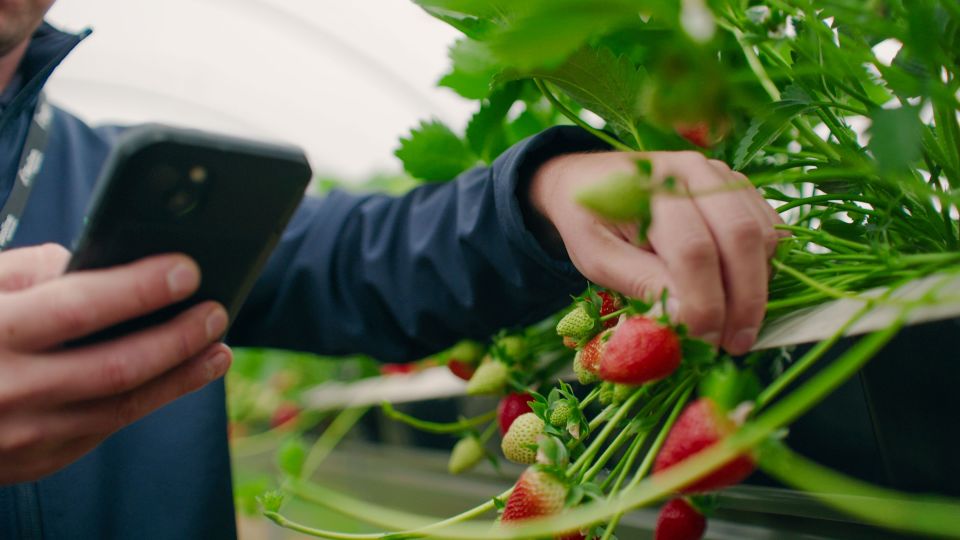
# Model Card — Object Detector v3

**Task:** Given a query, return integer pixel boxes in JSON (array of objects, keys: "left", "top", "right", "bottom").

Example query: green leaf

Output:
[
  {"left": 734, "top": 86, "right": 815, "bottom": 170},
  {"left": 395, "top": 120, "right": 477, "bottom": 181},
  {"left": 438, "top": 38, "right": 501, "bottom": 99},
  {"left": 868, "top": 106, "right": 923, "bottom": 173},
  {"left": 699, "top": 360, "right": 761, "bottom": 412},
  {"left": 256, "top": 490, "right": 286, "bottom": 513},
  {"left": 503, "top": 47, "right": 646, "bottom": 142},
  {"left": 465, "top": 82, "right": 522, "bottom": 161},
  {"left": 489, "top": 0, "right": 666, "bottom": 69},
  {"left": 412, "top": 0, "right": 512, "bottom": 21},
  {"left": 276, "top": 437, "right": 307, "bottom": 478}
]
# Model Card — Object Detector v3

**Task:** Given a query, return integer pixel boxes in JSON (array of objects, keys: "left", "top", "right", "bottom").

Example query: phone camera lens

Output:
[{"left": 167, "top": 188, "right": 198, "bottom": 215}]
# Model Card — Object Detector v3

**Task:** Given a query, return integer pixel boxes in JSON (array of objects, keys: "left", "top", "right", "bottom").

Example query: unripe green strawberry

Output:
[
  {"left": 448, "top": 339, "right": 484, "bottom": 363},
  {"left": 556, "top": 306, "right": 596, "bottom": 339},
  {"left": 613, "top": 383, "right": 639, "bottom": 404},
  {"left": 573, "top": 353, "right": 599, "bottom": 385},
  {"left": 549, "top": 402, "right": 572, "bottom": 427},
  {"left": 501, "top": 412, "right": 544, "bottom": 464},
  {"left": 448, "top": 436, "right": 485, "bottom": 474},
  {"left": 466, "top": 358, "right": 508, "bottom": 395},
  {"left": 599, "top": 382, "right": 614, "bottom": 405},
  {"left": 499, "top": 335, "right": 527, "bottom": 360}
]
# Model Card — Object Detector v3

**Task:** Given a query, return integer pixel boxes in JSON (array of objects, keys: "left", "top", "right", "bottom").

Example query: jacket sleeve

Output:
[{"left": 227, "top": 126, "right": 610, "bottom": 361}]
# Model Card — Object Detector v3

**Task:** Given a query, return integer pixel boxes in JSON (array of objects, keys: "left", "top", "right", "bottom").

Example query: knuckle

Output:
[
  {"left": 677, "top": 150, "right": 706, "bottom": 163},
  {"left": 100, "top": 353, "right": 135, "bottom": 395},
  {"left": 675, "top": 237, "right": 718, "bottom": 267},
  {"left": 727, "top": 218, "right": 763, "bottom": 245},
  {"left": 51, "top": 292, "right": 96, "bottom": 335},
  {"left": 707, "top": 159, "right": 730, "bottom": 171}
]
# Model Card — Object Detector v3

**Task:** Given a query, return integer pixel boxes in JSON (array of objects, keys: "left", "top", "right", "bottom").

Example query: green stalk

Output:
[
  {"left": 599, "top": 385, "right": 693, "bottom": 540},
  {"left": 381, "top": 403, "right": 496, "bottom": 434},
  {"left": 755, "top": 302, "right": 871, "bottom": 409},
  {"left": 771, "top": 259, "right": 859, "bottom": 300},
  {"left": 302, "top": 407, "right": 369, "bottom": 480},
  {"left": 568, "top": 388, "right": 646, "bottom": 476},
  {"left": 580, "top": 385, "right": 680, "bottom": 482},
  {"left": 760, "top": 441, "right": 960, "bottom": 538}
]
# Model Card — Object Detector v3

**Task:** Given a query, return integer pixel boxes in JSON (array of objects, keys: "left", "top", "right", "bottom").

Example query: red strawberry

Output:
[
  {"left": 596, "top": 290, "right": 623, "bottom": 329},
  {"left": 502, "top": 468, "right": 586, "bottom": 539},
  {"left": 655, "top": 498, "right": 706, "bottom": 540},
  {"left": 270, "top": 402, "right": 300, "bottom": 429},
  {"left": 562, "top": 336, "right": 578, "bottom": 349},
  {"left": 675, "top": 122, "right": 711, "bottom": 148},
  {"left": 653, "top": 398, "right": 755, "bottom": 493},
  {"left": 578, "top": 329, "right": 610, "bottom": 374},
  {"left": 599, "top": 316, "right": 681, "bottom": 385},
  {"left": 447, "top": 359, "right": 476, "bottom": 381},
  {"left": 502, "top": 467, "right": 568, "bottom": 522},
  {"left": 380, "top": 362, "right": 417, "bottom": 376},
  {"left": 497, "top": 392, "right": 534, "bottom": 436}
]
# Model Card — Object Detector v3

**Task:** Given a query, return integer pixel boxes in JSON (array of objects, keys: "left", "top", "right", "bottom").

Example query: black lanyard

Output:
[{"left": 0, "top": 92, "right": 51, "bottom": 249}]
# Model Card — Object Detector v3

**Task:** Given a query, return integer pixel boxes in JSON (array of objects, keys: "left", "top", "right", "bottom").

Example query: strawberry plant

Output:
[{"left": 256, "top": 1, "right": 960, "bottom": 538}]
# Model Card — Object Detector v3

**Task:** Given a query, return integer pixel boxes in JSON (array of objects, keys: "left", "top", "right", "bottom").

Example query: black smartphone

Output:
[{"left": 66, "top": 124, "right": 312, "bottom": 342}]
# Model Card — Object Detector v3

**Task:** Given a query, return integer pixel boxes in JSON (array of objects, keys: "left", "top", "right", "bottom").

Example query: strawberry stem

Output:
[
  {"left": 759, "top": 441, "right": 960, "bottom": 539},
  {"left": 301, "top": 407, "right": 369, "bottom": 480},
  {"left": 381, "top": 403, "right": 497, "bottom": 434}
]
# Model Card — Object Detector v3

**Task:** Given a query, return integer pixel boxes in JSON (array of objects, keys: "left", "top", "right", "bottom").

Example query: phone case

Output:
[{"left": 67, "top": 124, "right": 312, "bottom": 342}]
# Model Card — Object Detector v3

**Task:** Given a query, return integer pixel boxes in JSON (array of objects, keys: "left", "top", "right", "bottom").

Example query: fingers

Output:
[
  {"left": 567, "top": 222, "right": 675, "bottom": 304},
  {"left": 0, "top": 435, "right": 103, "bottom": 485},
  {"left": 646, "top": 182, "right": 726, "bottom": 342},
  {"left": 0, "top": 254, "right": 201, "bottom": 351},
  {"left": 0, "top": 243, "right": 70, "bottom": 292},
  {"left": 685, "top": 158, "right": 770, "bottom": 354},
  {"left": 28, "top": 301, "right": 228, "bottom": 405},
  {"left": 41, "top": 343, "right": 232, "bottom": 440}
]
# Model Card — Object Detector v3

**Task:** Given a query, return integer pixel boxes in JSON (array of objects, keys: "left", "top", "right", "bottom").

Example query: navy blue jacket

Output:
[{"left": 0, "top": 24, "right": 606, "bottom": 539}]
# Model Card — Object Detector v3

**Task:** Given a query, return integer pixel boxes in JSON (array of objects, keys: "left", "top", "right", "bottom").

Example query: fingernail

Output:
[
  {"left": 731, "top": 327, "right": 758, "bottom": 353},
  {"left": 205, "top": 307, "right": 228, "bottom": 339},
  {"left": 167, "top": 262, "right": 199, "bottom": 296},
  {"left": 205, "top": 352, "right": 229, "bottom": 381}
]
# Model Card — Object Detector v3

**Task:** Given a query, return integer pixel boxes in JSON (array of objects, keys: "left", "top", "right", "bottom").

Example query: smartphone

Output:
[{"left": 66, "top": 124, "right": 312, "bottom": 342}]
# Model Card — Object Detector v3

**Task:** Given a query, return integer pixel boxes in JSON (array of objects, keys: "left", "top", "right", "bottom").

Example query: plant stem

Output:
[
  {"left": 569, "top": 389, "right": 645, "bottom": 476},
  {"left": 381, "top": 402, "right": 496, "bottom": 434},
  {"left": 302, "top": 407, "right": 369, "bottom": 480},
  {"left": 759, "top": 441, "right": 960, "bottom": 538},
  {"left": 599, "top": 385, "right": 693, "bottom": 540},
  {"left": 534, "top": 78, "right": 635, "bottom": 152}
]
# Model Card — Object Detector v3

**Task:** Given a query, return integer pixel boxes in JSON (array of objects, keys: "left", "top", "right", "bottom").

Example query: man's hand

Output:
[
  {"left": 0, "top": 244, "right": 232, "bottom": 485},
  {"left": 529, "top": 151, "right": 783, "bottom": 355}
]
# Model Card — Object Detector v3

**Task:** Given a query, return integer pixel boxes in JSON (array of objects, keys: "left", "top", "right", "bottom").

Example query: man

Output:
[{"left": 0, "top": 2, "right": 780, "bottom": 538}]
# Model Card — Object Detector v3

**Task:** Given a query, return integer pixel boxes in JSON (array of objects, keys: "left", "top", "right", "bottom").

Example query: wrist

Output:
[{"left": 520, "top": 154, "right": 570, "bottom": 260}]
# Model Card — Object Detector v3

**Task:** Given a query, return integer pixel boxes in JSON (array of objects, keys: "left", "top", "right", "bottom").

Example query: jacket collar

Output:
[{"left": 0, "top": 21, "right": 89, "bottom": 124}]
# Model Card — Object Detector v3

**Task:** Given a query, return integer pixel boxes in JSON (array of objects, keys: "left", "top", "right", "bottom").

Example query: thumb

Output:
[{"left": 0, "top": 243, "right": 70, "bottom": 292}]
